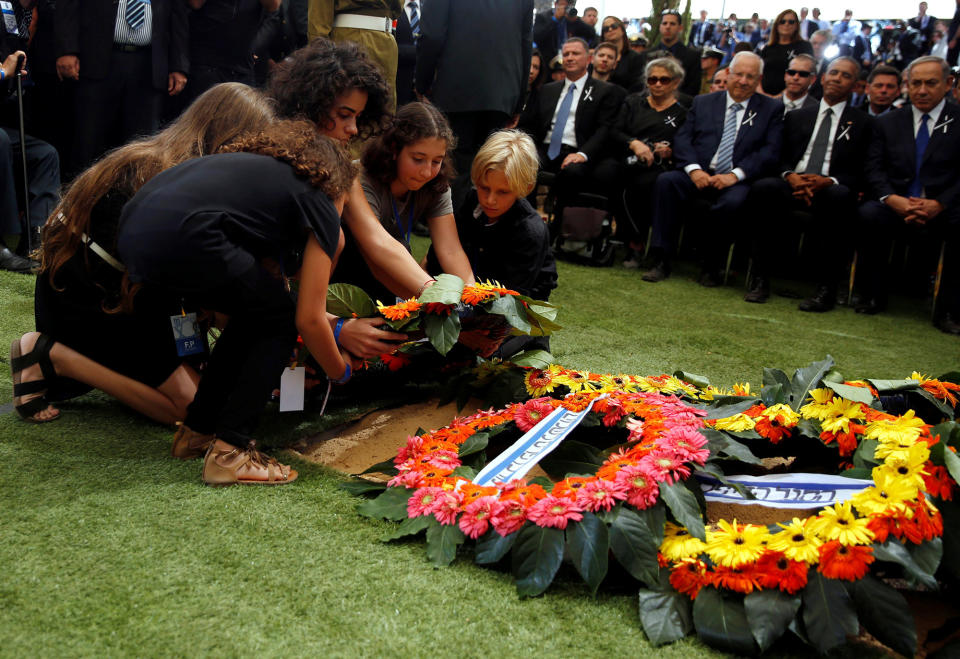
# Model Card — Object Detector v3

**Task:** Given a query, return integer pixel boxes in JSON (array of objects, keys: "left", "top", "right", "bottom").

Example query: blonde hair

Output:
[{"left": 470, "top": 130, "right": 539, "bottom": 197}]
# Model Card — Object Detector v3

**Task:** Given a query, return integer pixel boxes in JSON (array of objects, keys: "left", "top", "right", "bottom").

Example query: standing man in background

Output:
[
  {"left": 395, "top": 0, "right": 418, "bottom": 106},
  {"left": 308, "top": 0, "right": 401, "bottom": 106}
]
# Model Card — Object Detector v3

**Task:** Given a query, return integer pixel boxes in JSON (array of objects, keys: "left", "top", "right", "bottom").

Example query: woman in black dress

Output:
[
  {"left": 761, "top": 9, "right": 814, "bottom": 95},
  {"left": 601, "top": 16, "right": 645, "bottom": 92},
  {"left": 117, "top": 121, "right": 354, "bottom": 486},
  {"left": 12, "top": 83, "right": 275, "bottom": 426}
]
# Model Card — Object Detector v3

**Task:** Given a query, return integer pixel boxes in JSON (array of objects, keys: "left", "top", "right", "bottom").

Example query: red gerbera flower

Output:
[
  {"left": 755, "top": 551, "right": 809, "bottom": 594},
  {"left": 670, "top": 558, "right": 709, "bottom": 600},
  {"left": 817, "top": 541, "right": 875, "bottom": 581},
  {"left": 710, "top": 564, "right": 762, "bottom": 594}
]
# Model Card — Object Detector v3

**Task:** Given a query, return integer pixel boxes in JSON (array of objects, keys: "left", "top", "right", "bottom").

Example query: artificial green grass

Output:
[{"left": 0, "top": 250, "right": 952, "bottom": 657}]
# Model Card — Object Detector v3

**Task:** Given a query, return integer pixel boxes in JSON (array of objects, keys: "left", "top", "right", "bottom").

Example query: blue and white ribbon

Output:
[{"left": 696, "top": 472, "right": 872, "bottom": 509}]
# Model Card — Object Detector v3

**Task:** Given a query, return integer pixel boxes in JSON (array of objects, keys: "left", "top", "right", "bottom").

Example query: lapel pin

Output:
[
  {"left": 743, "top": 110, "right": 757, "bottom": 127},
  {"left": 836, "top": 124, "right": 852, "bottom": 141},
  {"left": 933, "top": 115, "right": 953, "bottom": 134},
  {"left": 664, "top": 115, "right": 677, "bottom": 127},
  {"left": 583, "top": 86, "right": 594, "bottom": 102}
]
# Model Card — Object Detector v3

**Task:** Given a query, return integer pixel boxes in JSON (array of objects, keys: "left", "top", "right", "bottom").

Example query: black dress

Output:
[
  {"left": 117, "top": 152, "right": 342, "bottom": 442},
  {"left": 611, "top": 48, "right": 645, "bottom": 93},
  {"left": 761, "top": 40, "right": 814, "bottom": 95}
]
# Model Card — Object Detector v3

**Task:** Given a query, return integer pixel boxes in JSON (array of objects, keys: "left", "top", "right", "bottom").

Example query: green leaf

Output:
[
  {"left": 789, "top": 356, "right": 835, "bottom": 411},
  {"left": 538, "top": 440, "right": 604, "bottom": 480},
  {"left": 873, "top": 538, "right": 938, "bottom": 590},
  {"left": 913, "top": 387, "right": 956, "bottom": 418},
  {"left": 566, "top": 512, "right": 609, "bottom": 594},
  {"left": 418, "top": 273, "right": 464, "bottom": 305},
  {"left": 673, "top": 370, "right": 710, "bottom": 389},
  {"left": 527, "top": 301, "right": 558, "bottom": 320},
  {"left": 360, "top": 458, "right": 399, "bottom": 476},
  {"left": 849, "top": 574, "right": 918, "bottom": 657},
  {"left": 794, "top": 418, "right": 822, "bottom": 439},
  {"left": 425, "top": 519, "right": 466, "bottom": 567},
  {"left": 326, "top": 283, "right": 377, "bottom": 318},
  {"left": 524, "top": 304, "right": 563, "bottom": 336},
  {"left": 824, "top": 381, "right": 876, "bottom": 405},
  {"left": 380, "top": 514, "right": 433, "bottom": 542},
  {"left": 943, "top": 445, "right": 960, "bottom": 484},
  {"left": 637, "top": 588, "right": 694, "bottom": 646},
  {"left": 701, "top": 428, "right": 762, "bottom": 465},
  {"left": 937, "top": 498, "right": 960, "bottom": 580},
  {"left": 659, "top": 481, "right": 705, "bottom": 541},
  {"left": 761, "top": 383, "right": 785, "bottom": 407},
  {"left": 744, "top": 589, "right": 802, "bottom": 652},
  {"left": 474, "top": 529, "right": 518, "bottom": 564},
  {"left": 852, "top": 439, "right": 880, "bottom": 469},
  {"left": 693, "top": 587, "right": 756, "bottom": 655},
  {"left": 423, "top": 312, "right": 461, "bottom": 355},
  {"left": 801, "top": 571, "right": 859, "bottom": 653},
  {"left": 457, "top": 432, "right": 489, "bottom": 458},
  {"left": 451, "top": 465, "right": 478, "bottom": 479},
  {"left": 506, "top": 349, "right": 555, "bottom": 369},
  {"left": 867, "top": 378, "right": 919, "bottom": 392},
  {"left": 487, "top": 295, "right": 531, "bottom": 333},
  {"left": 909, "top": 536, "right": 943, "bottom": 581},
  {"left": 704, "top": 397, "right": 759, "bottom": 420},
  {"left": 356, "top": 487, "right": 414, "bottom": 521},
  {"left": 838, "top": 467, "right": 873, "bottom": 480},
  {"left": 338, "top": 479, "right": 387, "bottom": 496},
  {"left": 512, "top": 525, "right": 565, "bottom": 597},
  {"left": 763, "top": 367, "right": 792, "bottom": 394},
  {"left": 931, "top": 421, "right": 960, "bottom": 449},
  {"left": 608, "top": 505, "right": 663, "bottom": 585}
]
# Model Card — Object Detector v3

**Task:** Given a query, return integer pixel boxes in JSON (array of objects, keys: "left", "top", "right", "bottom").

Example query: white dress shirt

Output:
[
  {"left": 546, "top": 72, "right": 589, "bottom": 158},
  {"left": 912, "top": 98, "right": 947, "bottom": 137},
  {"left": 114, "top": 0, "right": 153, "bottom": 46},
  {"left": 404, "top": 0, "right": 419, "bottom": 25},
  {"left": 793, "top": 98, "right": 847, "bottom": 179},
  {"left": 783, "top": 93, "right": 810, "bottom": 114},
  {"left": 685, "top": 92, "right": 748, "bottom": 181}
]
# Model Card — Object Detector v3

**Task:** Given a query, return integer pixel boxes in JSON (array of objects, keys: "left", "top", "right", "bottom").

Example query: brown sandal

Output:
[
  {"left": 171, "top": 423, "right": 215, "bottom": 460},
  {"left": 202, "top": 439, "right": 298, "bottom": 487}
]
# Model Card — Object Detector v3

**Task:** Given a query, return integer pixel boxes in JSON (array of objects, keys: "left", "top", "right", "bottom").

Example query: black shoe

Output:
[
  {"left": 743, "top": 276, "right": 770, "bottom": 303},
  {"left": 698, "top": 270, "right": 722, "bottom": 288},
  {"left": 411, "top": 221, "right": 430, "bottom": 237},
  {"left": 14, "top": 227, "right": 42, "bottom": 256},
  {"left": 641, "top": 261, "right": 670, "bottom": 282},
  {"left": 799, "top": 285, "right": 836, "bottom": 312},
  {"left": 938, "top": 313, "right": 960, "bottom": 336},
  {"left": 854, "top": 297, "right": 887, "bottom": 315},
  {"left": 0, "top": 247, "right": 38, "bottom": 274}
]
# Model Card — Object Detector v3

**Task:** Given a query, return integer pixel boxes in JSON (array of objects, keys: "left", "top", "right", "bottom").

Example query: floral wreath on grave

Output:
[{"left": 347, "top": 357, "right": 960, "bottom": 656}]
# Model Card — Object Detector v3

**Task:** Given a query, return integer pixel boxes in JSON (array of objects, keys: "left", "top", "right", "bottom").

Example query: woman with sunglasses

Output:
[
  {"left": 600, "top": 16, "right": 645, "bottom": 91},
  {"left": 596, "top": 57, "right": 687, "bottom": 267},
  {"left": 761, "top": 9, "right": 814, "bottom": 95}
]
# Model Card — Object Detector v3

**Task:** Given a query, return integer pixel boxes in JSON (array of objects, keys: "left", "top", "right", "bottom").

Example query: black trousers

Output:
[
  {"left": 446, "top": 110, "right": 511, "bottom": 211},
  {"left": 72, "top": 48, "right": 162, "bottom": 173},
  {"left": 183, "top": 264, "right": 298, "bottom": 444},
  {"left": 0, "top": 127, "right": 60, "bottom": 235}
]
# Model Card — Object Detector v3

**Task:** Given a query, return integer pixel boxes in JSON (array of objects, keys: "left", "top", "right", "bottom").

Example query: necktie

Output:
[
  {"left": 408, "top": 1, "right": 419, "bottom": 38},
  {"left": 547, "top": 83, "right": 577, "bottom": 161},
  {"left": 125, "top": 0, "right": 146, "bottom": 30},
  {"left": 803, "top": 107, "right": 833, "bottom": 174},
  {"left": 908, "top": 113, "right": 931, "bottom": 197},
  {"left": 714, "top": 102, "right": 742, "bottom": 174}
]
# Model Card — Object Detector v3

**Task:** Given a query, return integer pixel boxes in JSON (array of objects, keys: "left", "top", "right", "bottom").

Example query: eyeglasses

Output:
[
  {"left": 785, "top": 69, "right": 813, "bottom": 77},
  {"left": 779, "top": 18, "right": 798, "bottom": 24},
  {"left": 602, "top": 23, "right": 620, "bottom": 31},
  {"left": 647, "top": 76, "right": 674, "bottom": 85}
]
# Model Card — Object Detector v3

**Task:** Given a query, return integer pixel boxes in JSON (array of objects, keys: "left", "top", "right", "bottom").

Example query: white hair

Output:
[{"left": 730, "top": 51, "right": 764, "bottom": 75}]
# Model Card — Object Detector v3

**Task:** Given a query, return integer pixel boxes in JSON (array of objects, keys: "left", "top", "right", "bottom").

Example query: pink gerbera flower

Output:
[
  {"left": 459, "top": 495, "right": 498, "bottom": 539},
  {"left": 615, "top": 464, "right": 661, "bottom": 509},
  {"left": 626, "top": 417, "right": 644, "bottom": 441},
  {"left": 491, "top": 499, "right": 527, "bottom": 536},
  {"left": 424, "top": 450, "right": 461, "bottom": 470},
  {"left": 514, "top": 398, "right": 555, "bottom": 432},
  {"left": 394, "top": 435, "right": 424, "bottom": 465},
  {"left": 388, "top": 469, "right": 424, "bottom": 489},
  {"left": 640, "top": 449, "right": 692, "bottom": 485},
  {"left": 576, "top": 479, "right": 629, "bottom": 512},
  {"left": 432, "top": 490, "right": 464, "bottom": 525},
  {"left": 407, "top": 486, "right": 445, "bottom": 517},
  {"left": 661, "top": 427, "right": 710, "bottom": 465},
  {"left": 527, "top": 495, "right": 584, "bottom": 529}
]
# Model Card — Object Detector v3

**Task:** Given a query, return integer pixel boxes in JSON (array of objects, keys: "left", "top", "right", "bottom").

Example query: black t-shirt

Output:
[
  {"left": 189, "top": 0, "right": 265, "bottom": 70},
  {"left": 761, "top": 40, "right": 814, "bottom": 95},
  {"left": 611, "top": 95, "right": 688, "bottom": 160},
  {"left": 117, "top": 152, "right": 341, "bottom": 291}
]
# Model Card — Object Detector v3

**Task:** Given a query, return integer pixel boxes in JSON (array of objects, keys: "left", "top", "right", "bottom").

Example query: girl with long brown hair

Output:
[
  {"left": 761, "top": 9, "right": 814, "bottom": 94},
  {"left": 11, "top": 83, "right": 275, "bottom": 426}
]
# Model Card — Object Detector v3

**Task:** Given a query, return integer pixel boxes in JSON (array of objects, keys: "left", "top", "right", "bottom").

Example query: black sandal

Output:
[{"left": 10, "top": 334, "right": 61, "bottom": 423}]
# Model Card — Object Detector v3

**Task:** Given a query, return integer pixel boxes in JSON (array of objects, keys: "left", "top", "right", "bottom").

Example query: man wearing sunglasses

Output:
[
  {"left": 744, "top": 56, "right": 871, "bottom": 309},
  {"left": 782, "top": 54, "right": 819, "bottom": 114}
]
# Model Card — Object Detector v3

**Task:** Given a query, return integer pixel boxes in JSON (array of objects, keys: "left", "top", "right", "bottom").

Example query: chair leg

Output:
[
  {"left": 847, "top": 251, "right": 857, "bottom": 306},
  {"left": 744, "top": 257, "right": 753, "bottom": 291},
  {"left": 644, "top": 226, "right": 653, "bottom": 259},
  {"left": 724, "top": 242, "right": 735, "bottom": 286},
  {"left": 933, "top": 241, "right": 946, "bottom": 321}
]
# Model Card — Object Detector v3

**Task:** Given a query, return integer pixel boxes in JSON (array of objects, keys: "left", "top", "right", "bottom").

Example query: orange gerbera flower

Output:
[
  {"left": 923, "top": 465, "right": 955, "bottom": 501},
  {"left": 378, "top": 298, "right": 422, "bottom": 321},
  {"left": 866, "top": 514, "right": 896, "bottom": 544},
  {"left": 755, "top": 551, "right": 809, "bottom": 594},
  {"left": 670, "top": 558, "right": 709, "bottom": 600},
  {"left": 844, "top": 380, "right": 879, "bottom": 397},
  {"left": 460, "top": 483, "right": 500, "bottom": 501},
  {"left": 710, "top": 564, "right": 762, "bottom": 594},
  {"left": 552, "top": 477, "right": 592, "bottom": 499},
  {"left": 500, "top": 482, "right": 547, "bottom": 505},
  {"left": 754, "top": 416, "right": 791, "bottom": 443},
  {"left": 597, "top": 448, "right": 638, "bottom": 480},
  {"left": 817, "top": 541, "right": 875, "bottom": 581},
  {"left": 911, "top": 372, "right": 960, "bottom": 407},
  {"left": 460, "top": 285, "right": 498, "bottom": 305},
  {"left": 432, "top": 425, "right": 476, "bottom": 444}
]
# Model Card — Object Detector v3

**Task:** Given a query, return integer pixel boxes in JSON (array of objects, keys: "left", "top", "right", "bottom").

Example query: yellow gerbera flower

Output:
[
  {"left": 873, "top": 443, "right": 929, "bottom": 491},
  {"left": 665, "top": 376, "right": 699, "bottom": 396},
  {"left": 711, "top": 413, "right": 756, "bottom": 432},
  {"left": 732, "top": 382, "right": 752, "bottom": 396},
  {"left": 768, "top": 517, "right": 823, "bottom": 563},
  {"left": 850, "top": 470, "right": 916, "bottom": 516},
  {"left": 596, "top": 373, "right": 638, "bottom": 393},
  {"left": 807, "top": 502, "right": 874, "bottom": 545},
  {"left": 761, "top": 403, "right": 800, "bottom": 427},
  {"left": 554, "top": 369, "right": 596, "bottom": 393},
  {"left": 799, "top": 388, "right": 836, "bottom": 420},
  {"left": 524, "top": 365, "right": 561, "bottom": 397},
  {"left": 863, "top": 409, "right": 928, "bottom": 445},
  {"left": 820, "top": 398, "right": 866, "bottom": 434},
  {"left": 705, "top": 519, "right": 769, "bottom": 568},
  {"left": 660, "top": 522, "right": 708, "bottom": 561}
]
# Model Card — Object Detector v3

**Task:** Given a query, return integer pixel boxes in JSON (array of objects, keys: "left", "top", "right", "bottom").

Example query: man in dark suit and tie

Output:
[
  {"left": 744, "top": 57, "right": 872, "bottom": 308},
  {"left": 55, "top": 0, "right": 189, "bottom": 172},
  {"left": 908, "top": 2, "right": 936, "bottom": 55},
  {"left": 532, "top": 0, "right": 595, "bottom": 73},
  {"left": 642, "top": 51, "right": 783, "bottom": 285},
  {"left": 519, "top": 37, "right": 619, "bottom": 220},
  {"left": 691, "top": 10, "right": 714, "bottom": 47},
  {"left": 644, "top": 9, "right": 702, "bottom": 98},
  {"left": 852, "top": 22, "right": 873, "bottom": 69},
  {"left": 781, "top": 54, "right": 820, "bottom": 114},
  {"left": 858, "top": 56, "right": 960, "bottom": 333},
  {"left": 395, "top": 0, "right": 419, "bottom": 106}
]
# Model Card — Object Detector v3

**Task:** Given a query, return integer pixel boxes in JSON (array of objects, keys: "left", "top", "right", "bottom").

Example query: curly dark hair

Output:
[
  {"left": 267, "top": 38, "right": 391, "bottom": 140},
  {"left": 219, "top": 120, "right": 358, "bottom": 200},
  {"left": 361, "top": 102, "right": 457, "bottom": 195}
]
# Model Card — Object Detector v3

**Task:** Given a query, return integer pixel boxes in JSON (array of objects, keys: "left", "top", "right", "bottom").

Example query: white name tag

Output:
[
  {"left": 1, "top": 1, "right": 18, "bottom": 36},
  {"left": 279, "top": 367, "right": 305, "bottom": 412}
]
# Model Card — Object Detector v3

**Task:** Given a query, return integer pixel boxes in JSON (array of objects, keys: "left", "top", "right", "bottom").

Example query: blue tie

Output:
[
  {"left": 408, "top": 1, "right": 419, "bottom": 38},
  {"left": 908, "top": 113, "right": 931, "bottom": 197},
  {"left": 714, "top": 102, "right": 742, "bottom": 174},
  {"left": 547, "top": 83, "right": 576, "bottom": 161},
  {"left": 125, "top": 0, "right": 146, "bottom": 30}
]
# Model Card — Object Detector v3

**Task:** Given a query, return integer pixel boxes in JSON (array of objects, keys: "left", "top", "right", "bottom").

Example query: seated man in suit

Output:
[
  {"left": 858, "top": 55, "right": 960, "bottom": 334},
  {"left": 642, "top": 51, "right": 783, "bottom": 286},
  {"left": 781, "top": 54, "right": 820, "bottom": 114},
  {"left": 864, "top": 65, "right": 901, "bottom": 117},
  {"left": 744, "top": 56, "right": 872, "bottom": 309},
  {"left": 519, "top": 37, "right": 620, "bottom": 221}
]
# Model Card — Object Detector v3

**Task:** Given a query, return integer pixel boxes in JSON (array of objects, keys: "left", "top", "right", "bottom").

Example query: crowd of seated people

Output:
[{"left": 518, "top": 3, "right": 960, "bottom": 336}]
